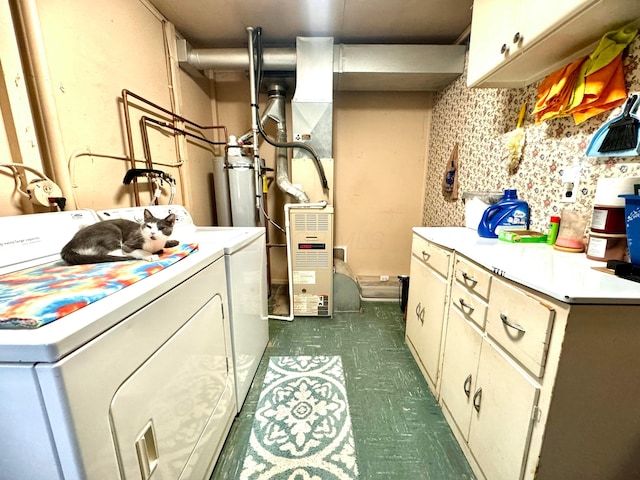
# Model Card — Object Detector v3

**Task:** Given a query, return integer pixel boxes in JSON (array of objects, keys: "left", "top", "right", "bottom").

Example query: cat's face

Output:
[{"left": 142, "top": 209, "right": 175, "bottom": 241}]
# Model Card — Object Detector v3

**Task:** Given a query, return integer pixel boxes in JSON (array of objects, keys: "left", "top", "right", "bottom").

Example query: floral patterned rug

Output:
[{"left": 240, "top": 356, "right": 359, "bottom": 479}]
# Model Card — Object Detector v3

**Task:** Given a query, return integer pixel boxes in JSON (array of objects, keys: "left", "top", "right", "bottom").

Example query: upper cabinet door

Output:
[
  {"left": 518, "top": 0, "right": 597, "bottom": 49},
  {"left": 467, "top": 0, "right": 640, "bottom": 88},
  {"left": 466, "top": 0, "right": 519, "bottom": 86}
]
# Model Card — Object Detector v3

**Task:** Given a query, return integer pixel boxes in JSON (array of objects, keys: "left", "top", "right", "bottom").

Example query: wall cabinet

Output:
[
  {"left": 405, "top": 234, "right": 452, "bottom": 396},
  {"left": 407, "top": 228, "right": 640, "bottom": 479},
  {"left": 467, "top": 0, "right": 640, "bottom": 88}
]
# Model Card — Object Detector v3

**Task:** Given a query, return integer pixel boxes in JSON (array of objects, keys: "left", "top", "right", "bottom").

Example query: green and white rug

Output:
[{"left": 240, "top": 356, "right": 359, "bottom": 480}]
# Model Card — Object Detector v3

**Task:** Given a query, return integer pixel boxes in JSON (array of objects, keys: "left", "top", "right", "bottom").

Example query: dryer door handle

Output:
[{"left": 135, "top": 420, "right": 159, "bottom": 480}]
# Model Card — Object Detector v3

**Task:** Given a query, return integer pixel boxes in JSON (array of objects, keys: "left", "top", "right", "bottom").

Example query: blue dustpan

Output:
[{"left": 586, "top": 93, "right": 640, "bottom": 157}]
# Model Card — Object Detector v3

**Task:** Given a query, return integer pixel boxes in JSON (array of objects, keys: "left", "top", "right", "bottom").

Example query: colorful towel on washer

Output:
[{"left": 0, "top": 243, "right": 198, "bottom": 329}]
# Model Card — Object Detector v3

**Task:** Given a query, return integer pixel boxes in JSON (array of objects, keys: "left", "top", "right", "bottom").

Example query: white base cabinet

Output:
[
  {"left": 407, "top": 228, "right": 640, "bottom": 479},
  {"left": 442, "top": 259, "right": 546, "bottom": 480},
  {"left": 469, "top": 340, "right": 540, "bottom": 480},
  {"left": 439, "top": 309, "right": 482, "bottom": 442},
  {"left": 405, "top": 234, "right": 452, "bottom": 396},
  {"left": 442, "top": 308, "right": 542, "bottom": 480}
]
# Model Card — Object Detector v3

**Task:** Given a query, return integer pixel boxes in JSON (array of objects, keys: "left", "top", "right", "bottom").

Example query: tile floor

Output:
[{"left": 210, "top": 301, "right": 475, "bottom": 479}]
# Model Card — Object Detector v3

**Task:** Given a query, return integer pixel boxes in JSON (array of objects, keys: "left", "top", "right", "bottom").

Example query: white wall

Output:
[
  {"left": 1, "top": 0, "right": 219, "bottom": 222},
  {"left": 1, "top": 0, "right": 433, "bottom": 280}
]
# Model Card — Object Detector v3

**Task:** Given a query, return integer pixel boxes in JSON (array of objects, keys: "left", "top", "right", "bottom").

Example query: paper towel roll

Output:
[{"left": 594, "top": 177, "right": 640, "bottom": 207}]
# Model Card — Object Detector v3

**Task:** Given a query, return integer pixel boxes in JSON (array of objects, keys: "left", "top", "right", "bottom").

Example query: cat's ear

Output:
[
  {"left": 143, "top": 209, "right": 153, "bottom": 221},
  {"left": 165, "top": 213, "right": 176, "bottom": 226}
]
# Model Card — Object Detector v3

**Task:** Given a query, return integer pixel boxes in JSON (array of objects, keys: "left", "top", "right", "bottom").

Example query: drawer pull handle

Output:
[
  {"left": 500, "top": 313, "right": 526, "bottom": 333},
  {"left": 421, "top": 250, "right": 430, "bottom": 261},
  {"left": 513, "top": 32, "right": 521, "bottom": 44},
  {"left": 473, "top": 387, "right": 482, "bottom": 413},
  {"left": 463, "top": 374, "right": 472, "bottom": 397},
  {"left": 415, "top": 302, "right": 425, "bottom": 324},
  {"left": 458, "top": 298, "right": 475, "bottom": 313},
  {"left": 500, "top": 43, "right": 508, "bottom": 54},
  {"left": 461, "top": 271, "right": 478, "bottom": 285}
]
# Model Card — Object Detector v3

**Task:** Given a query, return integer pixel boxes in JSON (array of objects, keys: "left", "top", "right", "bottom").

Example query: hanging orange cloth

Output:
[
  {"left": 567, "top": 53, "right": 626, "bottom": 124},
  {"left": 534, "top": 26, "right": 637, "bottom": 124},
  {"left": 565, "top": 26, "right": 637, "bottom": 124},
  {"left": 533, "top": 56, "right": 586, "bottom": 124}
]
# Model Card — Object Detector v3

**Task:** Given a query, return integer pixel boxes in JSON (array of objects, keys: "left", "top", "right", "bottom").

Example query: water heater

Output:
[{"left": 289, "top": 205, "right": 334, "bottom": 317}]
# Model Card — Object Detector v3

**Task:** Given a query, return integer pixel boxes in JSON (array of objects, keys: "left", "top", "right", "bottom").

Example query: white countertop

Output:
[{"left": 413, "top": 227, "right": 640, "bottom": 305}]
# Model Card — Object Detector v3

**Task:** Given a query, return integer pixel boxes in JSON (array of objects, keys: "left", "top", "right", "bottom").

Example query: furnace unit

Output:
[{"left": 289, "top": 205, "right": 334, "bottom": 317}]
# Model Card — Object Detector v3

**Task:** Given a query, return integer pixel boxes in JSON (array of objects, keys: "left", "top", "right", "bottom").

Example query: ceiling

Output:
[{"left": 147, "top": 0, "right": 474, "bottom": 48}]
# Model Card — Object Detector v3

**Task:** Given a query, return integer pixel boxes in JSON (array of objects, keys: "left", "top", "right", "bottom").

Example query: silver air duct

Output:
[
  {"left": 177, "top": 39, "right": 466, "bottom": 92},
  {"left": 267, "top": 84, "right": 310, "bottom": 203},
  {"left": 237, "top": 83, "right": 309, "bottom": 203},
  {"left": 292, "top": 37, "right": 334, "bottom": 161}
]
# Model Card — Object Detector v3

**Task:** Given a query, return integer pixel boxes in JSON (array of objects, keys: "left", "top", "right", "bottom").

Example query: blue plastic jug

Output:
[{"left": 477, "top": 189, "right": 530, "bottom": 238}]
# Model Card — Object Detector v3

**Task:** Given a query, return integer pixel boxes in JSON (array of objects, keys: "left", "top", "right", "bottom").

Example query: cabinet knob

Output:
[
  {"left": 473, "top": 387, "right": 483, "bottom": 413},
  {"left": 463, "top": 374, "right": 472, "bottom": 397},
  {"left": 500, "top": 313, "right": 526, "bottom": 333},
  {"left": 421, "top": 250, "right": 430, "bottom": 261},
  {"left": 513, "top": 32, "right": 521, "bottom": 44},
  {"left": 500, "top": 43, "right": 509, "bottom": 54}
]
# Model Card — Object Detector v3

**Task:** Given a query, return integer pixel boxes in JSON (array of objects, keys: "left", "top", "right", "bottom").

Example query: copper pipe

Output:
[
  {"left": 262, "top": 176, "right": 271, "bottom": 295},
  {"left": 142, "top": 117, "right": 227, "bottom": 147},
  {"left": 122, "top": 89, "right": 141, "bottom": 205},
  {"left": 139, "top": 116, "right": 227, "bottom": 188},
  {"left": 121, "top": 89, "right": 229, "bottom": 205},
  {"left": 123, "top": 89, "right": 228, "bottom": 136}
]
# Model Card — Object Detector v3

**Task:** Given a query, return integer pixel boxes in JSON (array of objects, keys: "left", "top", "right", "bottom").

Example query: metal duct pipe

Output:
[
  {"left": 246, "top": 27, "right": 262, "bottom": 219},
  {"left": 262, "top": 85, "right": 309, "bottom": 203},
  {"left": 238, "top": 84, "right": 309, "bottom": 203},
  {"left": 177, "top": 40, "right": 296, "bottom": 71},
  {"left": 178, "top": 39, "right": 466, "bottom": 92},
  {"left": 276, "top": 128, "right": 309, "bottom": 203}
]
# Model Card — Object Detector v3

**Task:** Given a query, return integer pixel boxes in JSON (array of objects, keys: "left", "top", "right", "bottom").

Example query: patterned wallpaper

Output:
[{"left": 424, "top": 36, "right": 640, "bottom": 232}]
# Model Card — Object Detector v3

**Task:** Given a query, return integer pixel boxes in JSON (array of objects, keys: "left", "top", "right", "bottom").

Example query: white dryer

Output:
[
  {"left": 0, "top": 209, "right": 236, "bottom": 479},
  {"left": 97, "top": 205, "right": 269, "bottom": 414}
]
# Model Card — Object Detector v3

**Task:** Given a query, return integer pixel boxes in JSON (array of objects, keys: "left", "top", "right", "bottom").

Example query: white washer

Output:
[
  {"left": 0, "top": 209, "right": 237, "bottom": 479},
  {"left": 98, "top": 205, "right": 269, "bottom": 414}
]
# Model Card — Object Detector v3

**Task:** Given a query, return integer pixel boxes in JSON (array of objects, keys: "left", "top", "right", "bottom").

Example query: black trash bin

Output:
[{"left": 398, "top": 275, "right": 409, "bottom": 316}]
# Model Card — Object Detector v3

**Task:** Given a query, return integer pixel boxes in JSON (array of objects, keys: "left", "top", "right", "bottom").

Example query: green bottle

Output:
[{"left": 547, "top": 216, "right": 560, "bottom": 245}]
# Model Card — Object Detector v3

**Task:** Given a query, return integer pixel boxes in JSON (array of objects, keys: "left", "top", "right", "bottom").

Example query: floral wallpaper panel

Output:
[{"left": 424, "top": 36, "right": 640, "bottom": 233}]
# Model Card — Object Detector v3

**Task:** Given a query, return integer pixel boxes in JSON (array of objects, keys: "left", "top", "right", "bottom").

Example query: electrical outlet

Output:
[
  {"left": 560, "top": 164, "right": 581, "bottom": 203},
  {"left": 334, "top": 246, "right": 347, "bottom": 262},
  {"left": 380, "top": 275, "right": 389, "bottom": 281}
]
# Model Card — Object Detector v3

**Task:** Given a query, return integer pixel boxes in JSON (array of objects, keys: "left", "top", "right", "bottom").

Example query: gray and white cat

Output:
[{"left": 61, "top": 209, "right": 179, "bottom": 265}]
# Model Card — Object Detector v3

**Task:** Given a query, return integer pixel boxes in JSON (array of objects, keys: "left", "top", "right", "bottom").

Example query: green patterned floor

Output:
[{"left": 210, "top": 302, "right": 475, "bottom": 480}]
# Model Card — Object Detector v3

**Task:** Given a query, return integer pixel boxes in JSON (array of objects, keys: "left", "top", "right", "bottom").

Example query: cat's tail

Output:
[{"left": 60, "top": 251, "right": 132, "bottom": 265}]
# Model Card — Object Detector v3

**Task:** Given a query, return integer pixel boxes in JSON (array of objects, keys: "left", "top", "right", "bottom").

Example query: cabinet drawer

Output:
[
  {"left": 451, "top": 282, "right": 488, "bottom": 329},
  {"left": 454, "top": 256, "right": 492, "bottom": 300},
  {"left": 486, "top": 278, "right": 555, "bottom": 378},
  {"left": 411, "top": 234, "right": 451, "bottom": 277}
]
